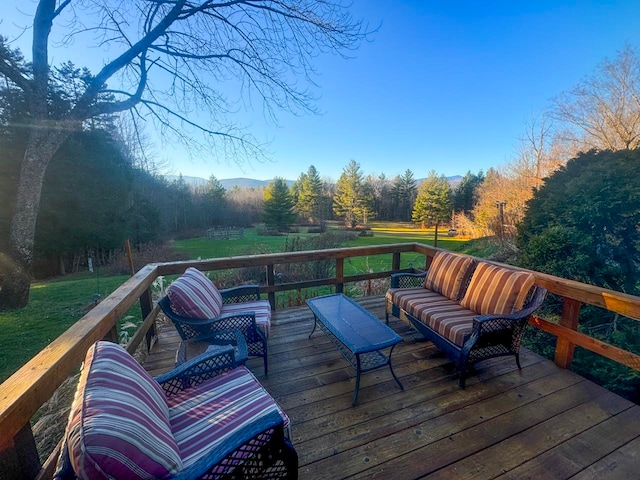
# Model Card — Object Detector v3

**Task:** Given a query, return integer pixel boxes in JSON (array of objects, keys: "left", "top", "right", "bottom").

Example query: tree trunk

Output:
[{"left": 0, "top": 127, "right": 68, "bottom": 310}]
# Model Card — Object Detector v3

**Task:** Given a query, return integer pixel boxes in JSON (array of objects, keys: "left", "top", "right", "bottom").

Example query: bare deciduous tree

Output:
[
  {"left": 551, "top": 44, "right": 640, "bottom": 151},
  {"left": 0, "top": 0, "right": 367, "bottom": 309}
]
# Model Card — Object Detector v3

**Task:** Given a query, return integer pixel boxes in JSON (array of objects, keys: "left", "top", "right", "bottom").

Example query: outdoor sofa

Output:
[{"left": 386, "top": 251, "right": 547, "bottom": 386}]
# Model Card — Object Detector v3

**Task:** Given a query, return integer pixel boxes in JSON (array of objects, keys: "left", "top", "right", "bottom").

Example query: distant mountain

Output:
[
  {"left": 163, "top": 175, "right": 208, "bottom": 188},
  {"left": 219, "top": 178, "right": 294, "bottom": 189},
  {"left": 163, "top": 175, "right": 293, "bottom": 190},
  {"left": 164, "top": 175, "right": 463, "bottom": 190}
]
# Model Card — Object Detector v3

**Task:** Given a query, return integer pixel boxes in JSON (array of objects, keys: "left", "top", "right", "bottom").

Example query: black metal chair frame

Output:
[{"left": 159, "top": 284, "right": 269, "bottom": 373}]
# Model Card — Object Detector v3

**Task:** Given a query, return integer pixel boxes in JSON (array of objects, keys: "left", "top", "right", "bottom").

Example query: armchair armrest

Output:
[
  {"left": 390, "top": 271, "right": 427, "bottom": 289},
  {"left": 172, "top": 410, "right": 288, "bottom": 480},
  {"left": 155, "top": 345, "right": 237, "bottom": 396},
  {"left": 221, "top": 284, "right": 261, "bottom": 303}
]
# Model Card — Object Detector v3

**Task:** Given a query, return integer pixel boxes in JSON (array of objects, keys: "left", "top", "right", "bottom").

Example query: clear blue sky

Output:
[{"left": 4, "top": 1, "right": 640, "bottom": 182}]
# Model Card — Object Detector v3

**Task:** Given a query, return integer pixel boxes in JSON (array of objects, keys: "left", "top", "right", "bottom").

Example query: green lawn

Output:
[
  {"left": 0, "top": 274, "right": 139, "bottom": 383},
  {"left": 1, "top": 222, "right": 476, "bottom": 383}
]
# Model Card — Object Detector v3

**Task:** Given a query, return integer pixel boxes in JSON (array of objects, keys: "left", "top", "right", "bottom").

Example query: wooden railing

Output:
[{"left": 0, "top": 242, "right": 639, "bottom": 479}]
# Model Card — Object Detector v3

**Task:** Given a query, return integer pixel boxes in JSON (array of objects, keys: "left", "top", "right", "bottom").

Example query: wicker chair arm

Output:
[
  {"left": 472, "top": 286, "right": 548, "bottom": 333},
  {"left": 172, "top": 411, "right": 288, "bottom": 479},
  {"left": 221, "top": 284, "right": 261, "bottom": 303},
  {"left": 390, "top": 271, "right": 427, "bottom": 288},
  {"left": 155, "top": 345, "right": 238, "bottom": 396}
]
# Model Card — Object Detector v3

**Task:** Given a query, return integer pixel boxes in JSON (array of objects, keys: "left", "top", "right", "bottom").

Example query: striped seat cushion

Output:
[
  {"left": 220, "top": 300, "right": 272, "bottom": 337},
  {"left": 66, "top": 342, "right": 183, "bottom": 480},
  {"left": 423, "top": 252, "right": 476, "bottom": 301},
  {"left": 461, "top": 263, "right": 535, "bottom": 315},
  {"left": 168, "top": 267, "right": 223, "bottom": 319},
  {"left": 389, "top": 288, "right": 475, "bottom": 346},
  {"left": 167, "top": 366, "right": 290, "bottom": 468}
]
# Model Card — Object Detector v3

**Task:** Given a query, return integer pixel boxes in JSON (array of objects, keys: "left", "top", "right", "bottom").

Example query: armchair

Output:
[
  {"left": 54, "top": 341, "right": 297, "bottom": 480},
  {"left": 159, "top": 267, "right": 270, "bottom": 373}
]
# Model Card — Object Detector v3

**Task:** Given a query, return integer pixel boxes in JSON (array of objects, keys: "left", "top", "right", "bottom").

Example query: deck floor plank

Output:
[{"left": 143, "top": 294, "right": 640, "bottom": 479}]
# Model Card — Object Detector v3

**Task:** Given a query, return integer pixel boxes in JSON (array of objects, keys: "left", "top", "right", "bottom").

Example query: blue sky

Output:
[{"left": 3, "top": 1, "right": 640, "bottom": 182}]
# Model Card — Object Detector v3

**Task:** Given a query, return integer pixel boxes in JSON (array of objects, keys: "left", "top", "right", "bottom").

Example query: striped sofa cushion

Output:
[
  {"left": 390, "top": 289, "right": 475, "bottom": 346},
  {"left": 424, "top": 252, "right": 476, "bottom": 301},
  {"left": 167, "top": 366, "right": 290, "bottom": 468},
  {"left": 168, "top": 267, "right": 223, "bottom": 319},
  {"left": 66, "top": 342, "right": 182, "bottom": 480},
  {"left": 422, "top": 303, "right": 477, "bottom": 347},
  {"left": 220, "top": 300, "right": 272, "bottom": 337},
  {"left": 460, "top": 263, "right": 535, "bottom": 316}
]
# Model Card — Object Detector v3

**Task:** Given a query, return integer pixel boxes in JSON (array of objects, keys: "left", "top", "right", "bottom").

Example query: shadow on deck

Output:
[{"left": 144, "top": 295, "right": 640, "bottom": 479}]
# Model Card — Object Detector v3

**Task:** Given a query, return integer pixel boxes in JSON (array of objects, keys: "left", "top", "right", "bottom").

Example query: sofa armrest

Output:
[
  {"left": 221, "top": 284, "right": 261, "bottom": 303},
  {"left": 390, "top": 271, "right": 427, "bottom": 288},
  {"left": 155, "top": 345, "right": 238, "bottom": 396},
  {"left": 472, "top": 286, "right": 547, "bottom": 334}
]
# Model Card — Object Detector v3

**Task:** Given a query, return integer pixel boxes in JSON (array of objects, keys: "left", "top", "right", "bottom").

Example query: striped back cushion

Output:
[
  {"left": 424, "top": 252, "right": 476, "bottom": 301},
  {"left": 460, "top": 263, "right": 535, "bottom": 316},
  {"left": 66, "top": 342, "right": 182, "bottom": 479},
  {"left": 168, "top": 267, "right": 223, "bottom": 319}
]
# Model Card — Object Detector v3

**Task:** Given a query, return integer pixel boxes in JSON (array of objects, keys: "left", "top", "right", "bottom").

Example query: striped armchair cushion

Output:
[
  {"left": 424, "top": 252, "right": 476, "bottom": 301},
  {"left": 168, "top": 267, "right": 223, "bottom": 319},
  {"left": 167, "top": 366, "right": 290, "bottom": 468},
  {"left": 66, "top": 342, "right": 183, "bottom": 480},
  {"left": 460, "top": 263, "right": 535, "bottom": 316},
  {"left": 220, "top": 300, "right": 272, "bottom": 337}
]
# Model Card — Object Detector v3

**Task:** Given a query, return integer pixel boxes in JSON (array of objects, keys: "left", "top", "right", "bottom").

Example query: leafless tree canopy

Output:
[
  {"left": 2, "top": 0, "right": 367, "bottom": 160},
  {"left": 0, "top": 0, "right": 368, "bottom": 309},
  {"left": 551, "top": 44, "right": 640, "bottom": 151}
]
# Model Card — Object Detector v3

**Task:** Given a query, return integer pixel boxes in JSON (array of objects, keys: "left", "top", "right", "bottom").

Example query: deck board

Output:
[{"left": 143, "top": 295, "right": 640, "bottom": 479}]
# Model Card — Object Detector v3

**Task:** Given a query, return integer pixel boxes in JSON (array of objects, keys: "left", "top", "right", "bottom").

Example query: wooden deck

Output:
[{"left": 144, "top": 295, "right": 640, "bottom": 479}]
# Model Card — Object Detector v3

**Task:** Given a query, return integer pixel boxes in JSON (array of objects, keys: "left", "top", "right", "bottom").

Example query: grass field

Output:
[{"left": 0, "top": 222, "right": 478, "bottom": 382}]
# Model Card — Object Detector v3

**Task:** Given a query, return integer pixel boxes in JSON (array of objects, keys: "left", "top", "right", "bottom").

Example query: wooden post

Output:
[
  {"left": 140, "top": 288, "right": 156, "bottom": 350},
  {"left": 392, "top": 252, "right": 401, "bottom": 272},
  {"left": 336, "top": 258, "right": 344, "bottom": 294},
  {"left": 125, "top": 239, "right": 135, "bottom": 275},
  {"left": 0, "top": 424, "right": 41, "bottom": 480},
  {"left": 266, "top": 264, "right": 276, "bottom": 310},
  {"left": 555, "top": 297, "right": 582, "bottom": 368}
]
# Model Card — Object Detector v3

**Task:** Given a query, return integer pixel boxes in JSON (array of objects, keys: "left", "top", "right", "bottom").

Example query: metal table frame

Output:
[{"left": 306, "top": 293, "right": 404, "bottom": 405}]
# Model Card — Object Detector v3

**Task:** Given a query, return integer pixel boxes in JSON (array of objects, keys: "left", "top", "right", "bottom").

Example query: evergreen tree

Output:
[
  {"left": 518, "top": 149, "right": 640, "bottom": 295},
  {"left": 391, "top": 169, "right": 417, "bottom": 221},
  {"left": 333, "top": 160, "right": 371, "bottom": 228},
  {"left": 452, "top": 170, "right": 484, "bottom": 216},
  {"left": 412, "top": 171, "right": 452, "bottom": 246},
  {"left": 295, "top": 165, "right": 324, "bottom": 223},
  {"left": 263, "top": 178, "right": 296, "bottom": 231}
]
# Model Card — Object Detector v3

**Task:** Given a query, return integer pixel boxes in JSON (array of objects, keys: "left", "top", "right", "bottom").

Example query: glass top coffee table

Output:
[{"left": 306, "top": 293, "right": 404, "bottom": 405}]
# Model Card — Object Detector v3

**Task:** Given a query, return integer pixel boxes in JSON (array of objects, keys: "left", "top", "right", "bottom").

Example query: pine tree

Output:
[
  {"left": 391, "top": 169, "right": 417, "bottom": 221},
  {"left": 263, "top": 178, "right": 296, "bottom": 231},
  {"left": 333, "top": 160, "right": 371, "bottom": 228},
  {"left": 412, "top": 171, "right": 452, "bottom": 246},
  {"left": 295, "top": 165, "right": 324, "bottom": 223}
]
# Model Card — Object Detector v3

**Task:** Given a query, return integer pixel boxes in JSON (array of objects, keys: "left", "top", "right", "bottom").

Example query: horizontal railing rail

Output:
[{"left": 0, "top": 242, "right": 638, "bottom": 479}]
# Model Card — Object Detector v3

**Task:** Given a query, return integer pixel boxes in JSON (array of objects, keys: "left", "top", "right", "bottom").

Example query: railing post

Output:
[
  {"left": 140, "top": 288, "right": 156, "bottom": 349},
  {"left": 336, "top": 258, "right": 344, "bottom": 294},
  {"left": 392, "top": 252, "right": 401, "bottom": 272},
  {"left": 0, "top": 424, "right": 41, "bottom": 480},
  {"left": 266, "top": 264, "right": 276, "bottom": 310},
  {"left": 555, "top": 297, "right": 582, "bottom": 368}
]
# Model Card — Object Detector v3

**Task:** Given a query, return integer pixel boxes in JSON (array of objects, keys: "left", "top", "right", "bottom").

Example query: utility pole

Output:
[{"left": 495, "top": 200, "right": 507, "bottom": 240}]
